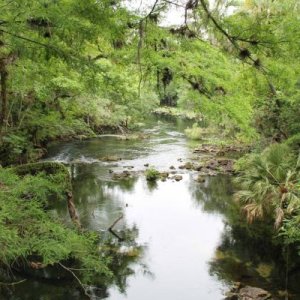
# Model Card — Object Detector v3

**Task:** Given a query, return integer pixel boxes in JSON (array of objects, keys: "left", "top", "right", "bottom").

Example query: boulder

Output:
[
  {"left": 179, "top": 162, "right": 194, "bottom": 170},
  {"left": 225, "top": 285, "right": 273, "bottom": 300},
  {"left": 160, "top": 172, "right": 169, "bottom": 179},
  {"left": 239, "top": 286, "right": 272, "bottom": 300},
  {"left": 171, "top": 175, "right": 183, "bottom": 181}
]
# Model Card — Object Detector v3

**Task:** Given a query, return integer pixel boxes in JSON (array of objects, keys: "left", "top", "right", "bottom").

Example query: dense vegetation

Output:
[{"left": 0, "top": 0, "right": 300, "bottom": 296}]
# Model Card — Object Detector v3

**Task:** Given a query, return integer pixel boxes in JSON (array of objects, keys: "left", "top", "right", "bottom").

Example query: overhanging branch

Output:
[{"left": 198, "top": 0, "right": 277, "bottom": 95}]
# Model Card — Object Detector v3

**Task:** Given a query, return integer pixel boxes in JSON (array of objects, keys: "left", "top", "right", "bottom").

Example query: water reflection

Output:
[
  {"left": 190, "top": 175, "right": 235, "bottom": 215},
  {"left": 4, "top": 117, "right": 300, "bottom": 299},
  {"left": 190, "top": 176, "right": 300, "bottom": 299}
]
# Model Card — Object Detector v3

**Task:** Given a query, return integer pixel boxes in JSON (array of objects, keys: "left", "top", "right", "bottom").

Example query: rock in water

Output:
[
  {"left": 239, "top": 286, "right": 273, "bottom": 300},
  {"left": 171, "top": 175, "right": 183, "bottom": 181},
  {"left": 100, "top": 155, "right": 121, "bottom": 162},
  {"left": 225, "top": 285, "right": 273, "bottom": 300}
]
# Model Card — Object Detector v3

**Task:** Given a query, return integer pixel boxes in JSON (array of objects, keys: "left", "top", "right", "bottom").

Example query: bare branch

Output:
[
  {"left": 0, "top": 279, "right": 26, "bottom": 286},
  {"left": 59, "top": 263, "right": 92, "bottom": 299}
]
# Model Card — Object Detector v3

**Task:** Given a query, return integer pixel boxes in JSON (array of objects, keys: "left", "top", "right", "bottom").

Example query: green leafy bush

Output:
[
  {"left": 235, "top": 143, "right": 300, "bottom": 230},
  {"left": 0, "top": 167, "right": 112, "bottom": 283},
  {"left": 145, "top": 168, "right": 160, "bottom": 181},
  {"left": 184, "top": 124, "right": 203, "bottom": 140}
]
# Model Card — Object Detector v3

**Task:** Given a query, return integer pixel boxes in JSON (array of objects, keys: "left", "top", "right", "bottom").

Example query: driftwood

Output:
[
  {"left": 59, "top": 263, "right": 91, "bottom": 300},
  {"left": 108, "top": 214, "right": 124, "bottom": 241}
]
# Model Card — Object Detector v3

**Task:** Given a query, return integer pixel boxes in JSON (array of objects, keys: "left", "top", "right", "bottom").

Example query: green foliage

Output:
[
  {"left": 0, "top": 0, "right": 159, "bottom": 165},
  {"left": 0, "top": 167, "right": 112, "bottom": 282},
  {"left": 284, "top": 134, "right": 300, "bottom": 151},
  {"left": 0, "top": 0, "right": 300, "bottom": 280},
  {"left": 184, "top": 123, "right": 203, "bottom": 140},
  {"left": 235, "top": 143, "right": 300, "bottom": 239},
  {"left": 145, "top": 168, "right": 160, "bottom": 181}
]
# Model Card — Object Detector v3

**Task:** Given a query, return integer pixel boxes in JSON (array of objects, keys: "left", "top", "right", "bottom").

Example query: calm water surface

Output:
[
  {"left": 3, "top": 118, "right": 297, "bottom": 300},
  {"left": 48, "top": 118, "right": 229, "bottom": 299}
]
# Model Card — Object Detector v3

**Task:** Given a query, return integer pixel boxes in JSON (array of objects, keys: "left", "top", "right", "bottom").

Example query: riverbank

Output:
[{"left": 1, "top": 117, "right": 299, "bottom": 300}]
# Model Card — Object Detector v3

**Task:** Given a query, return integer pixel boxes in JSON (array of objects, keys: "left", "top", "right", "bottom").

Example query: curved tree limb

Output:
[{"left": 198, "top": 0, "right": 277, "bottom": 95}]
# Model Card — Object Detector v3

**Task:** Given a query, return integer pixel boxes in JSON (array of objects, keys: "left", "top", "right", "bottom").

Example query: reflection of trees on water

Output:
[
  {"left": 71, "top": 164, "right": 150, "bottom": 297},
  {"left": 107, "top": 176, "right": 138, "bottom": 193},
  {"left": 190, "top": 174, "right": 291, "bottom": 296},
  {"left": 95, "top": 224, "right": 151, "bottom": 298},
  {"left": 0, "top": 226, "right": 150, "bottom": 300},
  {"left": 29, "top": 163, "right": 149, "bottom": 299},
  {"left": 209, "top": 226, "right": 285, "bottom": 293},
  {"left": 209, "top": 223, "right": 300, "bottom": 298},
  {"left": 146, "top": 180, "right": 158, "bottom": 192},
  {"left": 70, "top": 164, "right": 138, "bottom": 230},
  {"left": 189, "top": 175, "right": 238, "bottom": 218}
]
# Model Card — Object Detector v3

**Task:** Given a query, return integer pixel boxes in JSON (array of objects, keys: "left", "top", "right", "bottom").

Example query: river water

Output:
[{"left": 3, "top": 117, "right": 299, "bottom": 300}]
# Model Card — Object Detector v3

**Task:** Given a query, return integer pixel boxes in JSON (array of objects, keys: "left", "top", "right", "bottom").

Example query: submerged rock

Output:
[
  {"left": 112, "top": 170, "right": 134, "bottom": 180},
  {"left": 196, "top": 175, "right": 205, "bottom": 183},
  {"left": 100, "top": 155, "right": 122, "bottom": 162}
]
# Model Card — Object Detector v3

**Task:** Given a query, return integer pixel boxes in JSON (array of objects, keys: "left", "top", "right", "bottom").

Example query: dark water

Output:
[{"left": 2, "top": 118, "right": 299, "bottom": 300}]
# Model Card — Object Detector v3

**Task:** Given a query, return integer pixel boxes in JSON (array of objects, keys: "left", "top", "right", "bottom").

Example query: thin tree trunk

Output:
[
  {"left": 0, "top": 53, "right": 17, "bottom": 134},
  {"left": 67, "top": 190, "right": 81, "bottom": 229},
  {"left": 0, "top": 61, "right": 8, "bottom": 133}
]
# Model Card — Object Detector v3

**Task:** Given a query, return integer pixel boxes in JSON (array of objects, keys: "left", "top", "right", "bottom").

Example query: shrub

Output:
[
  {"left": 145, "top": 168, "right": 160, "bottom": 181},
  {"left": 0, "top": 167, "right": 112, "bottom": 283},
  {"left": 184, "top": 123, "right": 203, "bottom": 140},
  {"left": 234, "top": 143, "right": 300, "bottom": 228}
]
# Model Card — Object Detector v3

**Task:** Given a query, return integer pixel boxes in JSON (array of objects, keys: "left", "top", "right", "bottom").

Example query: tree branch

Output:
[
  {"left": 0, "top": 279, "right": 26, "bottom": 286},
  {"left": 59, "top": 263, "right": 91, "bottom": 299},
  {"left": 0, "top": 28, "right": 64, "bottom": 55},
  {"left": 198, "top": 0, "right": 277, "bottom": 95}
]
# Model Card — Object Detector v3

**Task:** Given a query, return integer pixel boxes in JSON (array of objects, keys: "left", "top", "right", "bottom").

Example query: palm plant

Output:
[{"left": 234, "top": 143, "right": 300, "bottom": 229}]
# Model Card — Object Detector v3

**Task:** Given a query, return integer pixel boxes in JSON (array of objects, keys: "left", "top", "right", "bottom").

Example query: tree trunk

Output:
[
  {"left": 67, "top": 190, "right": 81, "bottom": 229},
  {"left": 0, "top": 53, "right": 17, "bottom": 134},
  {"left": 0, "top": 60, "right": 8, "bottom": 132}
]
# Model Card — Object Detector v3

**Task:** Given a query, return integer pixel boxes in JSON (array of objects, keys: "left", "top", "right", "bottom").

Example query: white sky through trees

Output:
[
  {"left": 123, "top": 0, "right": 236, "bottom": 26},
  {"left": 124, "top": 0, "right": 185, "bottom": 26}
]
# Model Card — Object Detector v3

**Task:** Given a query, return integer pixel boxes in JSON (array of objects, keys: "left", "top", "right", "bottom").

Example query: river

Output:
[{"left": 3, "top": 117, "right": 299, "bottom": 300}]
